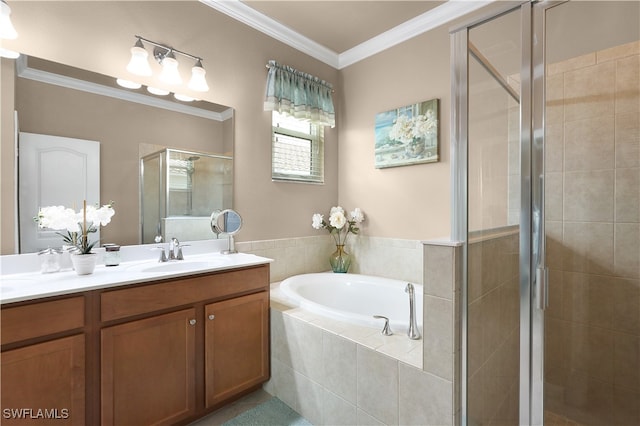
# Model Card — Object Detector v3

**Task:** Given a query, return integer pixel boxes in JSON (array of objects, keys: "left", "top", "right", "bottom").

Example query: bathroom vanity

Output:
[{"left": 0, "top": 254, "right": 271, "bottom": 425}]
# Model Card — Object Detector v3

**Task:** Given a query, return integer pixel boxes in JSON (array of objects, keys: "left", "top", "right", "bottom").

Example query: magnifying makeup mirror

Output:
[{"left": 210, "top": 209, "right": 242, "bottom": 254}]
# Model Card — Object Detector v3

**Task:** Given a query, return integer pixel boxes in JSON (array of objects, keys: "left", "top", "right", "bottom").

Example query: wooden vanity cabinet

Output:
[
  {"left": 205, "top": 291, "right": 269, "bottom": 407},
  {"left": 98, "top": 264, "right": 270, "bottom": 425},
  {"left": 0, "top": 296, "right": 86, "bottom": 426}
]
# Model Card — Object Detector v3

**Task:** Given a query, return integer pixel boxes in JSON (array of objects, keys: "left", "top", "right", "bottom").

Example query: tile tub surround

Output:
[
  {"left": 238, "top": 235, "right": 424, "bottom": 284},
  {"left": 266, "top": 241, "right": 461, "bottom": 425}
]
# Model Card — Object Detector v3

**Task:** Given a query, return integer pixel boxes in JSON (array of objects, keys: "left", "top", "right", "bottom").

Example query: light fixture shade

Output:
[
  {"left": 116, "top": 78, "right": 142, "bottom": 89},
  {"left": 126, "top": 40, "right": 152, "bottom": 76},
  {"left": 188, "top": 61, "right": 209, "bottom": 92},
  {"left": 174, "top": 93, "right": 194, "bottom": 102},
  {"left": 0, "top": 1, "right": 18, "bottom": 40},
  {"left": 159, "top": 52, "right": 182, "bottom": 85},
  {"left": 147, "top": 86, "right": 169, "bottom": 96}
]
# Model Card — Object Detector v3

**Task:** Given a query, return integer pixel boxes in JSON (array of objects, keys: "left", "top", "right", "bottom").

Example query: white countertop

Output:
[{"left": 0, "top": 251, "right": 273, "bottom": 305}]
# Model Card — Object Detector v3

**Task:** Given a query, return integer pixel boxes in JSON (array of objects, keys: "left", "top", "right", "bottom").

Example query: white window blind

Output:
[{"left": 272, "top": 111, "right": 324, "bottom": 183}]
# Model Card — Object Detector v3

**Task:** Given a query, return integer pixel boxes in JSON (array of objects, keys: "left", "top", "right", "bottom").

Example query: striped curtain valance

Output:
[{"left": 264, "top": 60, "right": 335, "bottom": 128}]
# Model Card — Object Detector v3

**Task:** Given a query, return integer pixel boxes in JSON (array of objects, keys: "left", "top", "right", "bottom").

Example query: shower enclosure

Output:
[
  {"left": 140, "top": 148, "right": 233, "bottom": 244},
  {"left": 452, "top": 1, "right": 639, "bottom": 424}
]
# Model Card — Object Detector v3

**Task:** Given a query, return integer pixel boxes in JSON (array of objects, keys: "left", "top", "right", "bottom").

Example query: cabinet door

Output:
[
  {"left": 101, "top": 309, "right": 196, "bottom": 426},
  {"left": 1, "top": 334, "right": 85, "bottom": 425},
  {"left": 205, "top": 291, "right": 269, "bottom": 407}
]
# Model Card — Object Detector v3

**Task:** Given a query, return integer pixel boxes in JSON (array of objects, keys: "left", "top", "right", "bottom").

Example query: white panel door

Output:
[{"left": 19, "top": 132, "right": 100, "bottom": 253}]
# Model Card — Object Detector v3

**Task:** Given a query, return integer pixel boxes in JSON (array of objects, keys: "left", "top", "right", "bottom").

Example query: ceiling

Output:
[{"left": 201, "top": 0, "right": 496, "bottom": 69}]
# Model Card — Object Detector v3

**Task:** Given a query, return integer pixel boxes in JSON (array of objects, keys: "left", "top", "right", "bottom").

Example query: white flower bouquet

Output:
[
  {"left": 312, "top": 206, "right": 365, "bottom": 246},
  {"left": 36, "top": 201, "right": 115, "bottom": 254}
]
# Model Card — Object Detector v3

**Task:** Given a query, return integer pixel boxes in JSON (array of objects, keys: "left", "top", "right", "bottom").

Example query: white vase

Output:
[{"left": 70, "top": 253, "right": 98, "bottom": 275}]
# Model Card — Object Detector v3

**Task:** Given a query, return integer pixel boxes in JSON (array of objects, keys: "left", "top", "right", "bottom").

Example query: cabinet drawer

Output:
[
  {"left": 101, "top": 265, "right": 269, "bottom": 322},
  {"left": 1, "top": 296, "right": 85, "bottom": 345}
]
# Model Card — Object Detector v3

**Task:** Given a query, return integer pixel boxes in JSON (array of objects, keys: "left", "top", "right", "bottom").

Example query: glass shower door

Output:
[
  {"left": 465, "top": 6, "right": 523, "bottom": 425},
  {"left": 540, "top": 2, "right": 640, "bottom": 424}
]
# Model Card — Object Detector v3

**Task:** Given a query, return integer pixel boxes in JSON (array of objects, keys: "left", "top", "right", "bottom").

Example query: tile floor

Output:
[{"left": 189, "top": 389, "right": 274, "bottom": 426}]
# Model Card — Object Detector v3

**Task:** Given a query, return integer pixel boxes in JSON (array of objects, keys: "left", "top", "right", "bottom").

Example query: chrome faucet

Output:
[
  {"left": 405, "top": 283, "right": 421, "bottom": 340},
  {"left": 168, "top": 237, "right": 184, "bottom": 260}
]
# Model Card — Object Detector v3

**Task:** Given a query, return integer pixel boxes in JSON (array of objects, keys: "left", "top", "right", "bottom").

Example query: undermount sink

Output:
[
  {"left": 0, "top": 278, "right": 38, "bottom": 293},
  {"left": 138, "top": 259, "right": 230, "bottom": 273}
]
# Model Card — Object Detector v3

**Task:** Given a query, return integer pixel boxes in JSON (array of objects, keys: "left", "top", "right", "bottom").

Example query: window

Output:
[{"left": 272, "top": 111, "right": 324, "bottom": 183}]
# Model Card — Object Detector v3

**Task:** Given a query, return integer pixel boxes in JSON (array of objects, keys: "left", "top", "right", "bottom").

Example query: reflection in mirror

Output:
[
  {"left": 141, "top": 149, "right": 232, "bottom": 244},
  {"left": 210, "top": 209, "right": 242, "bottom": 254},
  {"left": 9, "top": 54, "right": 234, "bottom": 253}
]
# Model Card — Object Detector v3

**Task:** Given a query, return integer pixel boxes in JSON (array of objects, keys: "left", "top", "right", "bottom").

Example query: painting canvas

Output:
[{"left": 374, "top": 99, "right": 439, "bottom": 168}]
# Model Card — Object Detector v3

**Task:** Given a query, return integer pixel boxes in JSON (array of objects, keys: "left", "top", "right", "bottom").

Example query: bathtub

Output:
[{"left": 279, "top": 273, "right": 423, "bottom": 333}]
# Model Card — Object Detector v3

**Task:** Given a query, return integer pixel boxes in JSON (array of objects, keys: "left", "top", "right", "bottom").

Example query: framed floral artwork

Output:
[{"left": 374, "top": 98, "right": 439, "bottom": 168}]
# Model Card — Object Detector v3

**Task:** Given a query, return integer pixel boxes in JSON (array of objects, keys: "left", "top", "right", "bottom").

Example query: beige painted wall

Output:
[
  {"left": 339, "top": 26, "right": 452, "bottom": 240},
  {"left": 0, "top": 1, "right": 340, "bottom": 254}
]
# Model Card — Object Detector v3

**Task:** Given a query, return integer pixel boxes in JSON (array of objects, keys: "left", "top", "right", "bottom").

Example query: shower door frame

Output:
[{"left": 451, "top": 1, "right": 564, "bottom": 424}]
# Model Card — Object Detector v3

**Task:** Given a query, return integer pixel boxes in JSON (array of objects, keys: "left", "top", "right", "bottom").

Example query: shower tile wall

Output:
[
  {"left": 544, "top": 40, "right": 640, "bottom": 426},
  {"left": 467, "top": 229, "right": 520, "bottom": 426}
]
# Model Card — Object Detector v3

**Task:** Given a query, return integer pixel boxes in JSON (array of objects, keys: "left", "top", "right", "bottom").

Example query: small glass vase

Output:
[
  {"left": 70, "top": 253, "right": 98, "bottom": 275},
  {"left": 329, "top": 244, "right": 351, "bottom": 273}
]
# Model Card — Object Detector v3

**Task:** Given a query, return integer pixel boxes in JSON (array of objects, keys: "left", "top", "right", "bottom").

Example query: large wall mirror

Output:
[{"left": 8, "top": 54, "right": 234, "bottom": 253}]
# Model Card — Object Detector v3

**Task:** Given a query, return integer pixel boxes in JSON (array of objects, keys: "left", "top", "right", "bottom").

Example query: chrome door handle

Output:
[{"left": 536, "top": 266, "right": 549, "bottom": 310}]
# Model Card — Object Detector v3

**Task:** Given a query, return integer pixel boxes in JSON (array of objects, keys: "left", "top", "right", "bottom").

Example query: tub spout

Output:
[{"left": 405, "top": 283, "right": 421, "bottom": 340}]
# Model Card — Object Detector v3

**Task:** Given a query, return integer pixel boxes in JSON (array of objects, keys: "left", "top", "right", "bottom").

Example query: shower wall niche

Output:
[{"left": 141, "top": 148, "right": 233, "bottom": 244}]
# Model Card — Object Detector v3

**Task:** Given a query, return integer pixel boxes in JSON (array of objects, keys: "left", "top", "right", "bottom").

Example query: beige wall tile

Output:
[
  {"left": 612, "top": 278, "right": 640, "bottom": 335},
  {"left": 563, "top": 222, "right": 614, "bottom": 275},
  {"left": 546, "top": 172, "right": 564, "bottom": 221},
  {"left": 356, "top": 409, "right": 385, "bottom": 426},
  {"left": 616, "top": 55, "right": 640, "bottom": 114},
  {"left": 564, "top": 61, "right": 615, "bottom": 122},
  {"left": 564, "top": 115, "right": 615, "bottom": 172},
  {"left": 567, "top": 323, "right": 614, "bottom": 382},
  {"left": 423, "top": 295, "right": 454, "bottom": 381},
  {"left": 613, "top": 385, "right": 640, "bottom": 426},
  {"left": 562, "top": 272, "right": 614, "bottom": 329},
  {"left": 294, "top": 371, "right": 324, "bottom": 425},
  {"left": 615, "top": 223, "right": 640, "bottom": 279},
  {"left": 615, "top": 112, "right": 640, "bottom": 169},
  {"left": 546, "top": 73, "right": 565, "bottom": 126},
  {"left": 564, "top": 371, "right": 614, "bottom": 425},
  {"left": 546, "top": 268, "right": 564, "bottom": 320},
  {"left": 613, "top": 333, "right": 640, "bottom": 392},
  {"left": 321, "top": 332, "right": 357, "bottom": 404},
  {"left": 548, "top": 52, "right": 596, "bottom": 76},
  {"left": 615, "top": 168, "right": 640, "bottom": 222},
  {"left": 563, "top": 170, "right": 614, "bottom": 222},
  {"left": 356, "top": 347, "right": 399, "bottom": 425},
  {"left": 424, "top": 245, "right": 454, "bottom": 299},
  {"left": 546, "top": 123, "right": 565, "bottom": 173},
  {"left": 399, "top": 364, "right": 453, "bottom": 426},
  {"left": 322, "top": 390, "right": 357, "bottom": 426}
]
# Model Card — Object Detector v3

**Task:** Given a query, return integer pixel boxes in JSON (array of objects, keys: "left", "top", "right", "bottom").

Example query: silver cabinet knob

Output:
[
  {"left": 208, "top": 314, "right": 215, "bottom": 320},
  {"left": 189, "top": 319, "right": 196, "bottom": 326}
]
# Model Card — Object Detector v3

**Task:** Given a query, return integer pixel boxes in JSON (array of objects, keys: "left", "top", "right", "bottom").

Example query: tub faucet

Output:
[{"left": 405, "top": 283, "right": 421, "bottom": 340}]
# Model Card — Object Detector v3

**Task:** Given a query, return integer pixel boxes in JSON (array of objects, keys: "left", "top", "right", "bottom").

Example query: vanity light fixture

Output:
[
  {"left": 0, "top": 0, "right": 18, "bottom": 40},
  {"left": 126, "top": 35, "right": 209, "bottom": 92}
]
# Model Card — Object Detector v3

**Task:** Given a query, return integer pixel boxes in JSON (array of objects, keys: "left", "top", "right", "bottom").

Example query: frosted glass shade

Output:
[
  {"left": 188, "top": 64, "right": 209, "bottom": 92},
  {"left": 0, "top": 1, "right": 17, "bottom": 40},
  {"left": 159, "top": 55, "right": 182, "bottom": 85},
  {"left": 127, "top": 44, "right": 152, "bottom": 76},
  {"left": 116, "top": 78, "right": 142, "bottom": 89},
  {"left": 147, "top": 87, "right": 169, "bottom": 96}
]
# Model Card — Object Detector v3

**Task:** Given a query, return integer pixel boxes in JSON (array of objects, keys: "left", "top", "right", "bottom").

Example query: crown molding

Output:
[
  {"left": 201, "top": 0, "right": 496, "bottom": 69},
  {"left": 200, "top": 0, "right": 340, "bottom": 68},
  {"left": 16, "top": 56, "right": 231, "bottom": 122},
  {"left": 339, "top": 0, "right": 495, "bottom": 68}
]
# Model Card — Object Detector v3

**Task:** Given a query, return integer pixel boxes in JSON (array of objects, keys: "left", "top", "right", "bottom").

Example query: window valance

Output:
[{"left": 264, "top": 60, "right": 335, "bottom": 128}]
